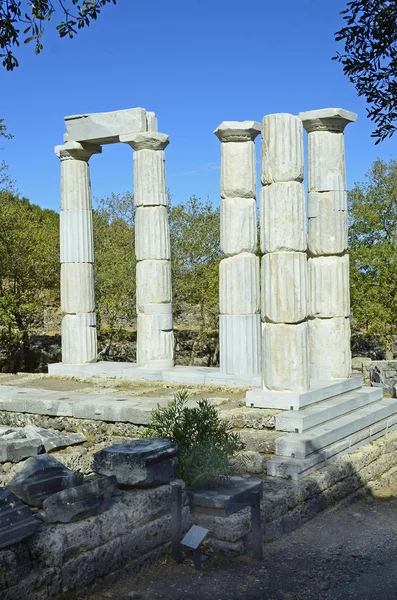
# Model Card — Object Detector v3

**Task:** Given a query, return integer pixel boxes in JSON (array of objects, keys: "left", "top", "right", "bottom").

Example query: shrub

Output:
[{"left": 142, "top": 390, "right": 245, "bottom": 487}]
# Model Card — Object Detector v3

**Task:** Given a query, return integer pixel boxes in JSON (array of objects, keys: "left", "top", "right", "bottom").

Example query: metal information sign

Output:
[{"left": 181, "top": 525, "right": 209, "bottom": 570}]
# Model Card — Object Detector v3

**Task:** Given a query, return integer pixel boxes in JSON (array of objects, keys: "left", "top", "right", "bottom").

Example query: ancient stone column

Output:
[
  {"left": 299, "top": 108, "right": 357, "bottom": 380},
  {"left": 121, "top": 132, "right": 174, "bottom": 369},
  {"left": 55, "top": 141, "right": 101, "bottom": 364},
  {"left": 214, "top": 121, "right": 261, "bottom": 377},
  {"left": 261, "top": 114, "right": 309, "bottom": 391}
]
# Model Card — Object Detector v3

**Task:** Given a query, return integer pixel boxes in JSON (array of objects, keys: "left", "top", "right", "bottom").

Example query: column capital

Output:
[
  {"left": 214, "top": 121, "right": 261, "bottom": 143},
  {"left": 55, "top": 141, "right": 102, "bottom": 162},
  {"left": 299, "top": 108, "right": 357, "bottom": 134},
  {"left": 120, "top": 132, "right": 169, "bottom": 151}
]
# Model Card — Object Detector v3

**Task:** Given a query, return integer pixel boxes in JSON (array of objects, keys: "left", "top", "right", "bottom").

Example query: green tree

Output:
[
  {"left": 0, "top": 0, "right": 116, "bottom": 71},
  {"left": 0, "top": 118, "right": 14, "bottom": 191},
  {"left": 0, "top": 191, "right": 59, "bottom": 370},
  {"left": 169, "top": 196, "right": 220, "bottom": 363},
  {"left": 349, "top": 158, "right": 397, "bottom": 357},
  {"left": 334, "top": 1, "right": 397, "bottom": 143},
  {"left": 93, "top": 192, "right": 136, "bottom": 354}
]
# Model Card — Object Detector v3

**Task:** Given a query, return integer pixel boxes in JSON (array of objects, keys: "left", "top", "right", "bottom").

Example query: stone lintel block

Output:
[
  {"left": 220, "top": 197, "right": 257, "bottom": 255},
  {"left": 262, "top": 322, "right": 310, "bottom": 392},
  {"left": 309, "top": 255, "right": 350, "bottom": 318},
  {"left": 64, "top": 108, "right": 147, "bottom": 144},
  {"left": 262, "top": 252, "right": 307, "bottom": 323},
  {"left": 261, "top": 113, "right": 304, "bottom": 184},
  {"left": 214, "top": 121, "right": 261, "bottom": 143},
  {"left": 136, "top": 260, "right": 172, "bottom": 312},
  {"left": 60, "top": 210, "right": 94, "bottom": 263},
  {"left": 55, "top": 141, "right": 102, "bottom": 162},
  {"left": 308, "top": 130, "right": 346, "bottom": 192},
  {"left": 61, "top": 263, "right": 95, "bottom": 314},
  {"left": 120, "top": 132, "right": 169, "bottom": 151},
  {"left": 133, "top": 149, "right": 168, "bottom": 206},
  {"left": 41, "top": 475, "right": 117, "bottom": 523},
  {"left": 187, "top": 476, "right": 263, "bottom": 516},
  {"left": 220, "top": 314, "right": 261, "bottom": 376},
  {"left": 220, "top": 140, "right": 256, "bottom": 199},
  {"left": 299, "top": 108, "right": 357, "bottom": 133},
  {"left": 93, "top": 438, "right": 178, "bottom": 487},
  {"left": 260, "top": 182, "right": 306, "bottom": 253},
  {"left": 9, "top": 454, "right": 84, "bottom": 507},
  {"left": 62, "top": 313, "right": 97, "bottom": 364},
  {"left": 135, "top": 206, "right": 171, "bottom": 260},
  {"left": 137, "top": 312, "right": 174, "bottom": 369},
  {"left": 60, "top": 158, "right": 93, "bottom": 211},
  {"left": 309, "top": 317, "right": 351, "bottom": 380},
  {"left": 308, "top": 191, "right": 348, "bottom": 256},
  {"left": 146, "top": 111, "right": 158, "bottom": 132},
  {"left": 0, "top": 488, "right": 39, "bottom": 549},
  {"left": 219, "top": 253, "right": 260, "bottom": 315}
]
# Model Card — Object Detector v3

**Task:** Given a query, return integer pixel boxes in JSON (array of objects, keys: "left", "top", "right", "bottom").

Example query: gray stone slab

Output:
[
  {"left": 71, "top": 396, "right": 155, "bottom": 424},
  {"left": 23, "top": 425, "right": 86, "bottom": 452},
  {"left": 0, "top": 488, "right": 39, "bottom": 549},
  {"left": 246, "top": 377, "right": 363, "bottom": 410},
  {"left": 276, "top": 387, "right": 383, "bottom": 432},
  {"left": 64, "top": 108, "right": 147, "bottom": 144},
  {"left": 93, "top": 438, "right": 178, "bottom": 487},
  {"left": 9, "top": 454, "right": 84, "bottom": 507},
  {"left": 0, "top": 438, "right": 44, "bottom": 463},
  {"left": 276, "top": 398, "right": 397, "bottom": 459},
  {"left": 40, "top": 475, "right": 117, "bottom": 523},
  {"left": 187, "top": 476, "right": 263, "bottom": 517}
]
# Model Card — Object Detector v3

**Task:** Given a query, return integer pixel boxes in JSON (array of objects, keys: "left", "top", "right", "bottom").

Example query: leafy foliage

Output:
[
  {"left": 142, "top": 390, "right": 245, "bottom": 487},
  {"left": 349, "top": 158, "right": 397, "bottom": 356},
  {"left": 0, "top": 0, "right": 116, "bottom": 70},
  {"left": 0, "top": 119, "right": 14, "bottom": 191},
  {"left": 334, "top": 1, "right": 397, "bottom": 143}
]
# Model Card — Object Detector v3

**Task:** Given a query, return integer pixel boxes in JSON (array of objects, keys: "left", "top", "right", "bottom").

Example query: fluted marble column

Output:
[
  {"left": 261, "top": 114, "right": 309, "bottom": 391},
  {"left": 55, "top": 141, "right": 101, "bottom": 364},
  {"left": 214, "top": 121, "right": 261, "bottom": 376},
  {"left": 300, "top": 108, "right": 357, "bottom": 380},
  {"left": 121, "top": 132, "right": 174, "bottom": 369}
]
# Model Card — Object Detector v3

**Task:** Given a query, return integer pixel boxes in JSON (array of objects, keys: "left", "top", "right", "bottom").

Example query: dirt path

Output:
[{"left": 80, "top": 491, "right": 397, "bottom": 600}]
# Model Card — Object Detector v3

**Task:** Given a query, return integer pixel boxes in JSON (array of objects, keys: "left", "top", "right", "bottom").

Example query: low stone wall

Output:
[
  {"left": 0, "top": 485, "right": 190, "bottom": 600},
  {"left": 193, "top": 428, "right": 397, "bottom": 553}
]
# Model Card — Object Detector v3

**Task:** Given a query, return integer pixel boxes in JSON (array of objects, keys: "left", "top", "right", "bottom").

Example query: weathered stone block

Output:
[
  {"left": 0, "top": 438, "right": 43, "bottom": 463},
  {"left": 61, "top": 313, "right": 97, "bottom": 364},
  {"left": 220, "top": 314, "right": 261, "bottom": 376},
  {"left": 262, "top": 322, "right": 310, "bottom": 391},
  {"left": 220, "top": 141, "right": 257, "bottom": 199},
  {"left": 136, "top": 260, "right": 172, "bottom": 312},
  {"left": 309, "top": 317, "right": 351, "bottom": 379},
  {"left": 9, "top": 454, "right": 84, "bottom": 507},
  {"left": 261, "top": 113, "right": 304, "bottom": 184},
  {"left": 40, "top": 476, "right": 117, "bottom": 523},
  {"left": 23, "top": 426, "right": 86, "bottom": 453},
  {"left": 220, "top": 197, "right": 257, "bottom": 255},
  {"left": 309, "top": 255, "right": 350, "bottom": 318},
  {"left": 260, "top": 182, "right": 306, "bottom": 252},
  {"left": 308, "top": 191, "right": 348, "bottom": 256},
  {"left": 93, "top": 439, "right": 178, "bottom": 487},
  {"left": 135, "top": 206, "right": 170, "bottom": 260},
  {"left": 187, "top": 476, "right": 263, "bottom": 517},
  {"left": 307, "top": 130, "right": 346, "bottom": 192},
  {"left": 219, "top": 253, "right": 260, "bottom": 315},
  {"left": 133, "top": 149, "right": 168, "bottom": 206},
  {"left": 64, "top": 108, "right": 147, "bottom": 144},
  {"left": 0, "top": 488, "right": 39, "bottom": 549},
  {"left": 60, "top": 210, "right": 94, "bottom": 263},
  {"left": 61, "top": 263, "right": 95, "bottom": 314},
  {"left": 262, "top": 252, "right": 307, "bottom": 323},
  {"left": 299, "top": 108, "right": 358, "bottom": 134}
]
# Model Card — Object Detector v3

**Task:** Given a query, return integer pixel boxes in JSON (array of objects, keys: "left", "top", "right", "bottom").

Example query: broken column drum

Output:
[
  {"left": 214, "top": 121, "right": 261, "bottom": 377},
  {"left": 121, "top": 132, "right": 174, "bottom": 369},
  {"left": 299, "top": 108, "right": 357, "bottom": 380},
  {"left": 55, "top": 141, "right": 101, "bottom": 364},
  {"left": 260, "top": 114, "right": 309, "bottom": 391}
]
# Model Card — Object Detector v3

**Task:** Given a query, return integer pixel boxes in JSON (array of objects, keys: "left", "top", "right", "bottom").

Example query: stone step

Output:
[
  {"left": 238, "top": 429, "right": 284, "bottom": 455},
  {"left": 275, "top": 387, "right": 383, "bottom": 433},
  {"left": 275, "top": 397, "right": 397, "bottom": 459},
  {"left": 267, "top": 413, "right": 397, "bottom": 480}
]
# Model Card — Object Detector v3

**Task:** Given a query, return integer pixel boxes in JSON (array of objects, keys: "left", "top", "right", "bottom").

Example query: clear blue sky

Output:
[{"left": 1, "top": 0, "right": 396, "bottom": 212}]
